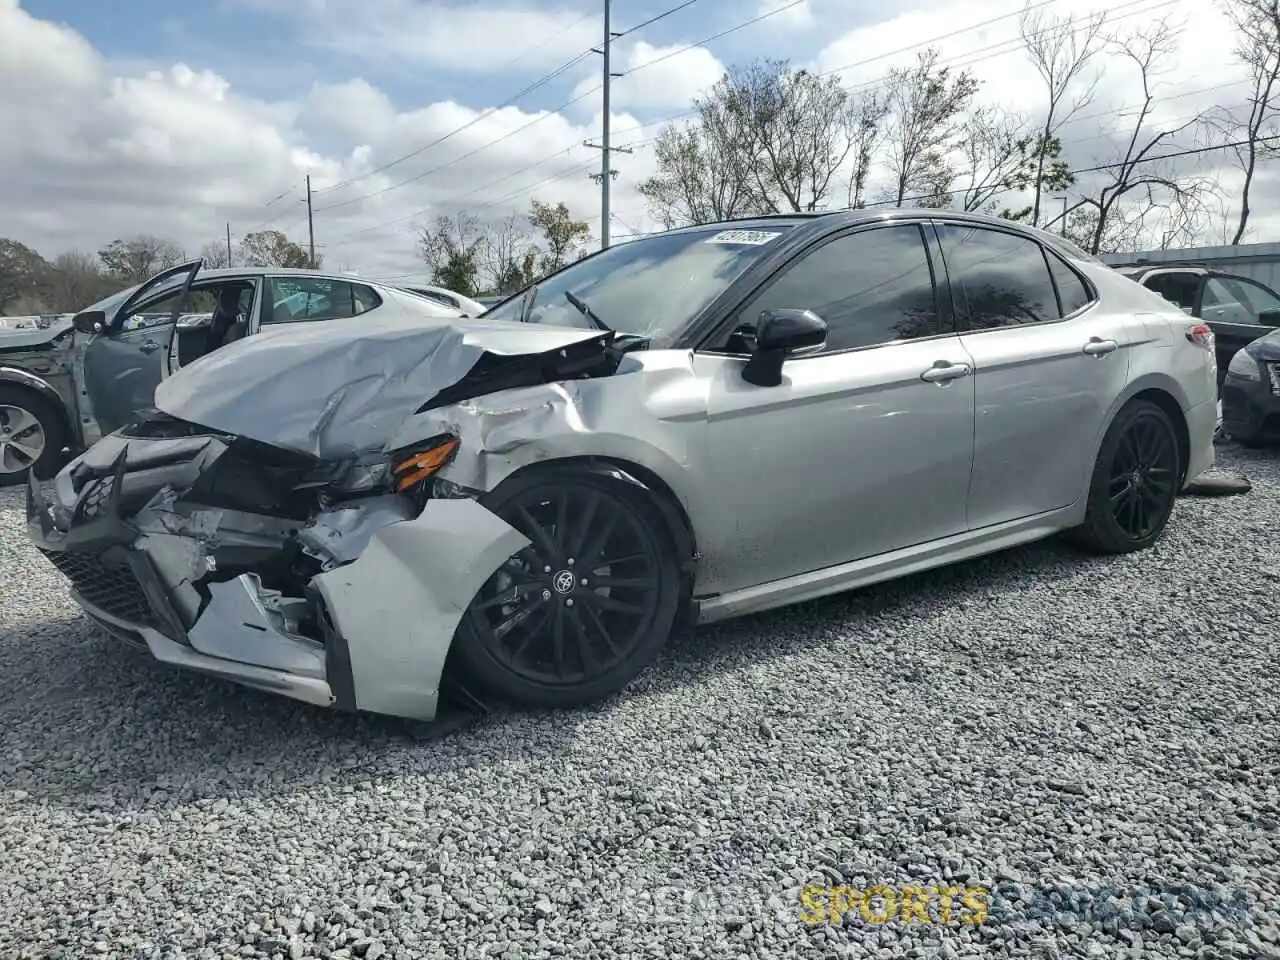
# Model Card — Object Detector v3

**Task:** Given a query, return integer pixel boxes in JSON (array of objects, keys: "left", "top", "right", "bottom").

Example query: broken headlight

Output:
[
  {"left": 391, "top": 435, "right": 460, "bottom": 492},
  {"left": 329, "top": 434, "right": 461, "bottom": 496}
]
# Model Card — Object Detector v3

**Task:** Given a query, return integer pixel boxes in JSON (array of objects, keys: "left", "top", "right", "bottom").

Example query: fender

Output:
[{"left": 0, "top": 366, "right": 76, "bottom": 439}]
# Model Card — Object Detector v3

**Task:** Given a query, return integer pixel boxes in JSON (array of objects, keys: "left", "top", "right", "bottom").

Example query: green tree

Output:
[
  {"left": 418, "top": 213, "right": 484, "bottom": 296},
  {"left": 238, "top": 230, "right": 314, "bottom": 268},
  {"left": 528, "top": 200, "right": 590, "bottom": 276},
  {"left": 0, "top": 239, "right": 49, "bottom": 313}
]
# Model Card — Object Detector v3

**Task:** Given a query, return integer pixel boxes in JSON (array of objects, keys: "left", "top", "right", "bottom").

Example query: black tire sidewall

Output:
[
  {"left": 1083, "top": 399, "right": 1181, "bottom": 551},
  {"left": 449, "top": 468, "right": 682, "bottom": 709},
  {"left": 0, "top": 385, "right": 67, "bottom": 486}
]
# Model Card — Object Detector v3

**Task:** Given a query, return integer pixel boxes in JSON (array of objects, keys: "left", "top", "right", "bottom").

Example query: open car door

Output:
[{"left": 79, "top": 260, "right": 202, "bottom": 436}]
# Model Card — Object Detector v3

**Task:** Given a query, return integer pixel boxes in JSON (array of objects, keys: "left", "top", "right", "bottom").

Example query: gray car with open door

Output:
[{"left": 0, "top": 263, "right": 463, "bottom": 485}]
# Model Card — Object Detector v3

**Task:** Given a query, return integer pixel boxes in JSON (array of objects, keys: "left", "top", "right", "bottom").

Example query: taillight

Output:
[{"left": 1185, "top": 323, "right": 1214, "bottom": 349}]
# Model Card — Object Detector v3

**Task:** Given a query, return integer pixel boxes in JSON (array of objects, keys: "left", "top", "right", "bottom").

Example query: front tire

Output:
[
  {"left": 1066, "top": 399, "right": 1182, "bottom": 554},
  {"left": 0, "top": 386, "right": 67, "bottom": 487},
  {"left": 450, "top": 469, "right": 682, "bottom": 710}
]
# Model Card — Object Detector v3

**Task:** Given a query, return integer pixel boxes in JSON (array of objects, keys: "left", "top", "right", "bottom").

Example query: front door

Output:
[
  {"left": 82, "top": 260, "right": 201, "bottom": 435},
  {"left": 932, "top": 221, "right": 1140, "bottom": 528},
  {"left": 693, "top": 222, "right": 976, "bottom": 596}
]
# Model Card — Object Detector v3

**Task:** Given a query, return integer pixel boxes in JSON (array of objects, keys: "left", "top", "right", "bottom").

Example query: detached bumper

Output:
[{"left": 27, "top": 459, "right": 529, "bottom": 720}]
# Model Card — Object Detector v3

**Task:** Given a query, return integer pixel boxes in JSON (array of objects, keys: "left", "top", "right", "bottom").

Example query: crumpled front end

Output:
[{"left": 27, "top": 418, "right": 530, "bottom": 720}]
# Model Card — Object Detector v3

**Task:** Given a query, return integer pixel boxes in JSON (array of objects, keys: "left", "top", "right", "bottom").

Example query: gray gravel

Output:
[{"left": 2, "top": 445, "right": 1279, "bottom": 960}]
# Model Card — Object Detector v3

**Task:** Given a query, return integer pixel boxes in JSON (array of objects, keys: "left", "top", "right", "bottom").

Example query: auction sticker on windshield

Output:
[{"left": 705, "top": 230, "right": 782, "bottom": 245}]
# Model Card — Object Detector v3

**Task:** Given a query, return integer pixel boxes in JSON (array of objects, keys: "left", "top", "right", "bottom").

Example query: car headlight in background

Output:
[{"left": 1227, "top": 348, "right": 1261, "bottom": 381}]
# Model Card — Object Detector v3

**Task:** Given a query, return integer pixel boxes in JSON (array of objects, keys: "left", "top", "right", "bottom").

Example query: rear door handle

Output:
[
  {"left": 1082, "top": 338, "right": 1118, "bottom": 357},
  {"left": 920, "top": 361, "right": 971, "bottom": 383}
]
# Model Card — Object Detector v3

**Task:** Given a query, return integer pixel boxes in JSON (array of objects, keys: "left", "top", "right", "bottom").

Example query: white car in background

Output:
[{"left": 390, "top": 281, "right": 490, "bottom": 317}]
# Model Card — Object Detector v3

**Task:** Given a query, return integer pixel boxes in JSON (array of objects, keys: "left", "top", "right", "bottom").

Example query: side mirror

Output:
[
  {"left": 741, "top": 308, "right": 827, "bottom": 387},
  {"left": 72, "top": 310, "right": 107, "bottom": 335},
  {"left": 1259, "top": 308, "right": 1280, "bottom": 327}
]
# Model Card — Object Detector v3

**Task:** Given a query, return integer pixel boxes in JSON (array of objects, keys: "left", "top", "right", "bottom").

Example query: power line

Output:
[
  {"left": 316, "top": 0, "right": 817, "bottom": 216},
  {"left": 618, "top": 0, "right": 703, "bottom": 36}
]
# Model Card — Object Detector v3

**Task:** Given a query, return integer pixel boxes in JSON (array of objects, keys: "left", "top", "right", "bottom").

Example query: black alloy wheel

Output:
[
  {"left": 452, "top": 471, "right": 680, "bottom": 708},
  {"left": 1068, "top": 398, "right": 1182, "bottom": 554},
  {"left": 1106, "top": 408, "right": 1179, "bottom": 539}
]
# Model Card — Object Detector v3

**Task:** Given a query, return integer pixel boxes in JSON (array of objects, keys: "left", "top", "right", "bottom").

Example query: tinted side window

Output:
[
  {"left": 1046, "top": 253, "right": 1093, "bottom": 315},
  {"left": 1144, "top": 273, "right": 1201, "bottom": 311},
  {"left": 736, "top": 224, "right": 941, "bottom": 352},
  {"left": 1216, "top": 276, "right": 1280, "bottom": 318},
  {"left": 267, "top": 278, "right": 359, "bottom": 323},
  {"left": 938, "top": 224, "right": 1060, "bottom": 329}
]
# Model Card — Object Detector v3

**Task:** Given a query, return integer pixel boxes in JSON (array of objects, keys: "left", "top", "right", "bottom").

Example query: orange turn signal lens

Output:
[{"left": 393, "top": 436, "right": 460, "bottom": 491}]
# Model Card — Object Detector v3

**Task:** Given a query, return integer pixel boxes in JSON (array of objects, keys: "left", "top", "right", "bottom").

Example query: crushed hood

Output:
[{"left": 153, "top": 311, "right": 616, "bottom": 459}]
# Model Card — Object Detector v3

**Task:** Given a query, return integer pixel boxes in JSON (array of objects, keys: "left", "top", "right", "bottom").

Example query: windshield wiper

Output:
[{"left": 564, "top": 289, "right": 611, "bottom": 332}]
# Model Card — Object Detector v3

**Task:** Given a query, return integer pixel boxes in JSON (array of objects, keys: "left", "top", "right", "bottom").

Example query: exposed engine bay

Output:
[{"left": 26, "top": 317, "right": 661, "bottom": 720}]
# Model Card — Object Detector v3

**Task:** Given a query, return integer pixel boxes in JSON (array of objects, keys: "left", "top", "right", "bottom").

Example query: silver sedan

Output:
[{"left": 27, "top": 210, "right": 1218, "bottom": 721}]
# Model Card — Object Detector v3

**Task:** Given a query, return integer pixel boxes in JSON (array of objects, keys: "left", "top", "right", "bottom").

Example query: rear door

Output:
[
  {"left": 82, "top": 260, "right": 201, "bottom": 435},
  {"left": 933, "top": 220, "right": 1139, "bottom": 529}
]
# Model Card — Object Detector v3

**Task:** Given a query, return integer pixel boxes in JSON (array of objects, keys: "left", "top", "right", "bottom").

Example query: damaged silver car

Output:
[{"left": 28, "top": 210, "right": 1218, "bottom": 721}]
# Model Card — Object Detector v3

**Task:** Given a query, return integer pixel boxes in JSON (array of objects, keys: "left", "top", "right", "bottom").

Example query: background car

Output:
[
  {"left": 28, "top": 210, "right": 1217, "bottom": 723},
  {"left": 1221, "top": 331, "right": 1280, "bottom": 445},
  {"left": 388, "top": 280, "right": 489, "bottom": 317},
  {"left": 1117, "top": 264, "right": 1280, "bottom": 386},
  {"left": 0, "top": 264, "right": 463, "bottom": 485}
]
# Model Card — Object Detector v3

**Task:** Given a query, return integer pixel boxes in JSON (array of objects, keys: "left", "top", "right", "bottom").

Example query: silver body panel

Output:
[{"left": 29, "top": 215, "right": 1218, "bottom": 721}]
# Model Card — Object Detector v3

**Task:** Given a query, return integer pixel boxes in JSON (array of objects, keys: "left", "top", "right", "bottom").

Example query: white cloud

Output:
[
  {"left": 231, "top": 0, "right": 601, "bottom": 73},
  {"left": 758, "top": 0, "right": 815, "bottom": 29},
  {"left": 572, "top": 40, "right": 727, "bottom": 111},
  {"left": 0, "top": 0, "right": 667, "bottom": 281},
  {"left": 2, "top": 0, "right": 1278, "bottom": 294}
]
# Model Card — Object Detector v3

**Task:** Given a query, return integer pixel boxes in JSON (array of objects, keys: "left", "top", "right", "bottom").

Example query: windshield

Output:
[{"left": 483, "top": 225, "right": 796, "bottom": 342}]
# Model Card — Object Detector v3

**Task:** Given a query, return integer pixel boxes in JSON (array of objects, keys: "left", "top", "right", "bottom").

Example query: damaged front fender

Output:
[{"left": 312, "top": 498, "right": 529, "bottom": 719}]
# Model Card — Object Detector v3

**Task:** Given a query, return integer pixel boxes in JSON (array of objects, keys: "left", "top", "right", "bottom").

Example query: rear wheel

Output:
[
  {"left": 0, "top": 386, "right": 67, "bottom": 486},
  {"left": 1066, "top": 399, "right": 1182, "bottom": 553},
  {"left": 451, "top": 469, "right": 681, "bottom": 709}
]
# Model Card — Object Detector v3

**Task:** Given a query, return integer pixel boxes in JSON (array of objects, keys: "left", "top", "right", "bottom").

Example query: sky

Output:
[{"left": 0, "top": 0, "right": 1270, "bottom": 283}]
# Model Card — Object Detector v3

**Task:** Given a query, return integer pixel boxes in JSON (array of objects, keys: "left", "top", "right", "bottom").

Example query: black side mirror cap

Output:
[
  {"left": 742, "top": 308, "right": 828, "bottom": 387},
  {"left": 1259, "top": 308, "right": 1280, "bottom": 327},
  {"left": 72, "top": 310, "right": 107, "bottom": 335}
]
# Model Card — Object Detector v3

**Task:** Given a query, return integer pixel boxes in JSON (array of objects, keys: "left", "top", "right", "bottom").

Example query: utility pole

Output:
[
  {"left": 584, "top": 0, "right": 627, "bottom": 250},
  {"left": 305, "top": 174, "right": 316, "bottom": 268},
  {"left": 225, "top": 223, "right": 232, "bottom": 266}
]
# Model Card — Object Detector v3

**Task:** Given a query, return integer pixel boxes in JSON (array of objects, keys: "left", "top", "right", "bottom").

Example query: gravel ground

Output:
[{"left": 1, "top": 444, "right": 1279, "bottom": 960}]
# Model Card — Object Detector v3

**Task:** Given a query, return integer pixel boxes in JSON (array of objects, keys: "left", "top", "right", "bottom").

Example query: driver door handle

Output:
[
  {"left": 1082, "top": 337, "right": 1118, "bottom": 357},
  {"left": 920, "top": 361, "right": 971, "bottom": 383},
  {"left": 139, "top": 339, "right": 162, "bottom": 354}
]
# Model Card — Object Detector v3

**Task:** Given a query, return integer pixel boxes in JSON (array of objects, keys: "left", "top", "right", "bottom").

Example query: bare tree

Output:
[
  {"left": 239, "top": 230, "right": 313, "bottom": 269},
  {"left": 1217, "top": 0, "right": 1280, "bottom": 243},
  {"left": 97, "top": 235, "right": 185, "bottom": 284},
  {"left": 956, "top": 106, "right": 1030, "bottom": 212},
  {"left": 846, "top": 90, "right": 890, "bottom": 209},
  {"left": 881, "top": 47, "right": 980, "bottom": 207},
  {"left": 199, "top": 240, "right": 233, "bottom": 269},
  {"left": 638, "top": 119, "right": 761, "bottom": 227},
  {"left": 1071, "top": 23, "right": 1213, "bottom": 253},
  {"left": 483, "top": 213, "right": 538, "bottom": 295},
  {"left": 640, "top": 59, "right": 874, "bottom": 223},
  {"left": 1019, "top": 3, "right": 1107, "bottom": 226},
  {"left": 44, "top": 251, "right": 119, "bottom": 311}
]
